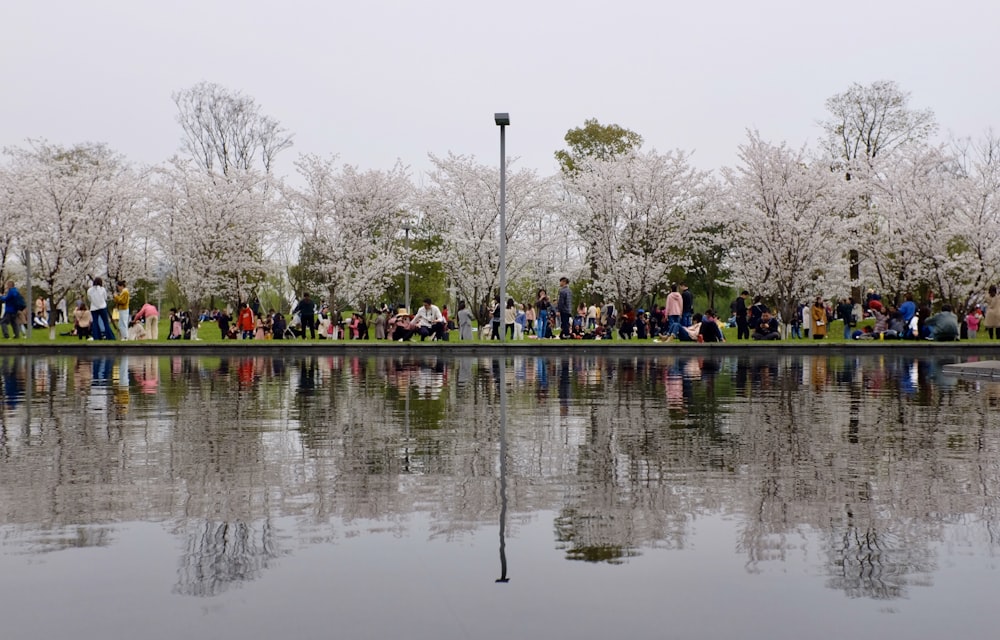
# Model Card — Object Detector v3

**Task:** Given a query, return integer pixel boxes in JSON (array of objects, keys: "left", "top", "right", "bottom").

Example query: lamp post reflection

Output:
[{"left": 496, "top": 356, "right": 509, "bottom": 583}]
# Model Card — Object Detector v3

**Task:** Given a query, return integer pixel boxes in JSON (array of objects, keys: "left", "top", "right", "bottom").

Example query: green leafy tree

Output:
[{"left": 555, "top": 118, "right": 643, "bottom": 176}]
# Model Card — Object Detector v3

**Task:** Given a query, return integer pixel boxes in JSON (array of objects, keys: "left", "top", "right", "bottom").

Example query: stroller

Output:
[{"left": 284, "top": 312, "right": 301, "bottom": 339}]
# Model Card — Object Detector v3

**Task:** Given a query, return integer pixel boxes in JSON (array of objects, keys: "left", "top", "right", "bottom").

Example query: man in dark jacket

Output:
[
  {"left": 557, "top": 277, "right": 572, "bottom": 339},
  {"left": 293, "top": 293, "right": 317, "bottom": 339},
  {"left": 733, "top": 290, "right": 749, "bottom": 340},
  {"left": 680, "top": 282, "right": 694, "bottom": 327}
]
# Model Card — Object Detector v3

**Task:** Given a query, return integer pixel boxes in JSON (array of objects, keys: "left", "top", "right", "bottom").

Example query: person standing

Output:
[
  {"left": 457, "top": 301, "right": 474, "bottom": 340},
  {"left": 0, "top": 280, "right": 26, "bottom": 339},
  {"left": 966, "top": 306, "right": 982, "bottom": 340},
  {"left": 733, "top": 290, "right": 750, "bottom": 340},
  {"left": 665, "top": 284, "right": 683, "bottom": 335},
  {"left": 504, "top": 298, "right": 517, "bottom": 340},
  {"left": 238, "top": 302, "right": 255, "bottom": 340},
  {"left": 837, "top": 297, "right": 854, "bottom": 340},
  {"left": 535, "top": 289, "right": 551, "bottom": 339},
  {"left": 680, "top": 282, "right": 694, "bottom": 327},
  {"left": 132, "top": 301, "right": 159, "bottom": 339},
  {"left": 87, "top": 277, "right": 116, "bottom": 340},
  {"left": 984, "top": 285, "right": 1000, "bottom": 339},
  {"left": 113, "top": 280, "right": 130, "bottom": 340},
  {"left": 292, "top": 293, "right": 317, "bottom": 339},
  {"left": 557, "top": 277, "right": 572, "bottom": 339},
  {"left": 811, "top": 297, "right": 828, "bottom": 339}
]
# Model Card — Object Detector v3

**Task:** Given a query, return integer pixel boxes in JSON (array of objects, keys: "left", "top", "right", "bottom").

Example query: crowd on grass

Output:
[{"left": 3, "top": 275, "right": 1000, "bottom": 343}]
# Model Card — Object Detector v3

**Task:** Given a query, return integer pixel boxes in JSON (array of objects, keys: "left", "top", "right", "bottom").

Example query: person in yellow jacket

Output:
[
  {"left": 811, "top": 297, "right": 828, "bottom": 339},
  {"left": 113, "top": 280, "right": 130, "bottom": 340}
]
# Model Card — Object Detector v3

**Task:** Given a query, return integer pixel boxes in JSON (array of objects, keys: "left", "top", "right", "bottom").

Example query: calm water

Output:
[{"left": 1, "top": 353, "right": 999, "bottom": 639}]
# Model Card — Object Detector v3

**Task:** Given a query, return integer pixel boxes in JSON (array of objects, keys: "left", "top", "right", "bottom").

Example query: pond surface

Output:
[{"left": 1, "top": 353, "right": 999, "bottom": 639}]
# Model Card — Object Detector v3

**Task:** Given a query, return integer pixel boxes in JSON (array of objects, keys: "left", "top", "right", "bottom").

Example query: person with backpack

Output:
[{"left": 1, "top": 280, "right": 27, "bottom": 339}]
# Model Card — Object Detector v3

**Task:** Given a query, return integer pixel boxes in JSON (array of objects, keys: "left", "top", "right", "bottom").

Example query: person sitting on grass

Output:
[
  {"left": 698, "top": 309, "right": 726, "bottom": 342},
  {"left": 657, "top": 313, "right": 703, "bottom": 342},
  {"left": 924, "top": 304, "right": 960, "bottom": 341},
  {"left": 751, "top": 311, "right": 781, "bottom": 340},
  {"left": 388, "top": 309, "right": 415, "bottom": 341}
]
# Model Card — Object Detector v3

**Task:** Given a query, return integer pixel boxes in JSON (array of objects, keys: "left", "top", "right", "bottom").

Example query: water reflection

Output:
[{"left": 1, "top": 353, "right": 999, "bottom": 606}]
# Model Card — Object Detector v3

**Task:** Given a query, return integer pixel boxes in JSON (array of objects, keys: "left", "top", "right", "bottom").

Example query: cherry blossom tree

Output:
[
  {"left": 418, "top": 152, "right": 553, "bottom": 324},
  {"left": 150, "top": 158, "right": 274, "bottom": 307},
  {"left": 285, "top": 154, "right": 412, "bottom": 309},
  {"left": 869, "top": 144, "right": 979, "bottom": 307},
  {"left": 559, "top": 149, "right": 709, "bottom": 307},
  {"left": 2, "top": 140, "right": 143, "bottom": 336},
  {"left": 723, "top": 131, "right": 846, "bottom": 322},
  {"left": 821, "top": 81, "right": 937, "bottom": 299},
  {"left": 159, "top": 83, "right": 292, "bottom": 308},
  {"left": 173, "top": 82, "right": 293, "bottom": 176},
  {"left": 952, "top": 132, "right": 1000, "bottom": 306}
]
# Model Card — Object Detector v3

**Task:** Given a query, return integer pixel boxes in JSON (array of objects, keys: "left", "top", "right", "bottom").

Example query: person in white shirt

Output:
[
  {"left": 87, "top": 277, "right": 116, "bottom": 340},
  {"left": 413, "top": 298, "right": 446, "bottom": 341}
]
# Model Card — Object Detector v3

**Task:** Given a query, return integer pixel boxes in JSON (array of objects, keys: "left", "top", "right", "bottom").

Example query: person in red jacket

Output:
[{"left": 238, "top": 302, "right": 255, "bottom": 339}]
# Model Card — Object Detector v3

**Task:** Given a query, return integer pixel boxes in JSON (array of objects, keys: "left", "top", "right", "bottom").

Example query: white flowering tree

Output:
[
  {"left": 173, "top": 81, "right": 293, "bottom": 176},
  {"left": 560, "top": 149, "right": 709, "bottom": 307},
  {"left": 869, "top": 144, "right": 973, "bottom": 306},
  {"left": 418, "top": 152, "right": 553, "bottom": 323},
  {"left": 821, "top": 80, "right": 937, "bottom": 298},
  {"left": 723, "top": 131, "right": 846, "bottom": 322},
  {"left": 154, "top": 83, "right": 293, "bottom": 309},
  {"left": 285, "top": 154, "right": 412, "bottom": 309},
  {"left": 2, "top": 140, "right": 144, "bottom": 336},
  {"left": 151, "top": 158, "right": 274, "bottom": 307},
  {"left": 952, "top": 132, "right": 1000, "bottom": 306}
]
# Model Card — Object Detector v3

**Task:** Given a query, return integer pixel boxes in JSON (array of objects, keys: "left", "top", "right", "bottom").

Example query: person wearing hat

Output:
[{"left": 389, "top": 308, "right": 415, "bottom": 341}]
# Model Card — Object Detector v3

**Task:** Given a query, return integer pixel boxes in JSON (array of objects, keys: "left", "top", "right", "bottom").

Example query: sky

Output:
[{"left": 3, "top": 0, "right": 999, "bottom": 181}]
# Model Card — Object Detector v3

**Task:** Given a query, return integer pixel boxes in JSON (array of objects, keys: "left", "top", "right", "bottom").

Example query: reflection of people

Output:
[{"left": 924, "top": 304, "right": 959, "bottom": 341}]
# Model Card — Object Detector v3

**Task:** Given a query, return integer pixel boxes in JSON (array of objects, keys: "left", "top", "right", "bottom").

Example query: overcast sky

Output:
[{"left": 3, "top": 0, "right": 998, "bottom": 179}]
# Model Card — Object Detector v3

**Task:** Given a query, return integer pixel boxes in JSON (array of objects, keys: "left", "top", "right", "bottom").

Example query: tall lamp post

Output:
[
  {"left": 402, "top": 221, "right": 411, "bottom": 313},
  {"left": 494, "top": 113, "right": 509, "bottom": 342}
]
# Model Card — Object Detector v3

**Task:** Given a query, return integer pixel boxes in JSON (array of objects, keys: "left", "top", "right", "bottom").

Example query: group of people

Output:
[{"left": 7, "top": 273, "right": 1000, "bottom": 346}]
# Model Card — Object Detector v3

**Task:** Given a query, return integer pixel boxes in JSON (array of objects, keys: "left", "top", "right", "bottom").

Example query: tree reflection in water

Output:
[{"left": 0, "top": 352, "right": 998, "bottom": 602}]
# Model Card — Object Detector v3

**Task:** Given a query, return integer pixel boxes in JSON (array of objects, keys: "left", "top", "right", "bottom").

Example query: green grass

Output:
[{"left": 5, "top": 317, "right": 992, "bottom": 345}]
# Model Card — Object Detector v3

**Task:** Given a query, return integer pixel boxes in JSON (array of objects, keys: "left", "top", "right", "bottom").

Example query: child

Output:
[{"left": 966, "top": 307, "right": 982, "bottom": 340}]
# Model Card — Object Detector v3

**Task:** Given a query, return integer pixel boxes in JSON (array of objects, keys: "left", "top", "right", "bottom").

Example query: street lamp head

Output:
[{"left": 494, "top": 113, "right": 510, "bottom": 126}]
